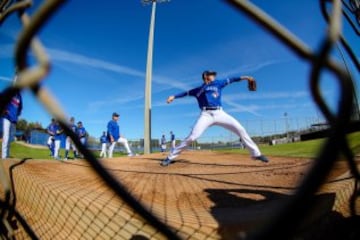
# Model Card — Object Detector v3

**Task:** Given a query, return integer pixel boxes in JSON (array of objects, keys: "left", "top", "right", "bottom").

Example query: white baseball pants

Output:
[
  {"left": 2, "top": 118, "right": 15, "bottom": 159},
  {"left": 171, "top": 140, "right": 175, "bottom": 151},
  {"left": 100, "top": 143, "right": 107, "bottom": 158},
  {"left": 47, "top": 136, "right": 54, "bottom": 145},
  {"left": 167, "top": 109, "right": 262, "bottom": 160},
  {"left": 65, "top": 137, "right": 77, "bottom": 152},
  {"left": 54, "top": 140, "right": 61, "bottom": 158},
  {"left": 108, "top": 137, "right": 132, "bottom": 158}
]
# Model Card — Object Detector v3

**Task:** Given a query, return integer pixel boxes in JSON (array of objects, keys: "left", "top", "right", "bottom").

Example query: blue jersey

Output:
[
  {"left": 171, "top": 133, "right": 175, "bottom": 141},
  {"left": 2, "top": 92, "right": 22, "bottom": 123},
  {"left": 107, "top": 120, "right": 120, "bottom": 141},
  {"left": 54, "top": 124, "right": 63, "bottom": 141},
  {"left": 174, "top": 78, "right": 242, "bottom": 109},
  {"left": 47, "top": 122, "right": 57, "bottom": 136},
  {"left": 100, "top": 135, "right": 108, "bottom": 144},
  {"left": 77, "top": 127, "right": 86, "bottom": 138}
]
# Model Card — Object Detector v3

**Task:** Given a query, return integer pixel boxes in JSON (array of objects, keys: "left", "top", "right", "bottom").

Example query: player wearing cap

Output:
[
  {"left": 53, "top": 120, "right": 63, "bottom": 160},
  {"left": 160, "top": 134, "right": 166, "bottom": 153},
  {"left": 170, "top": 131, "right": 175, "bottom": 152},
  {"left": 107, "top": 112, "right": 134, "bottom": 158},
  {"left": 64, "top": 116, "right": 78, "bottom": 160},
  {"left": 75, "top": 121, "right": 87, "bottom": 158},
  {"left": 99, "top": 131, "right": 108, "bottom": 158},
  {"left": 46, "top": 118, "right": 56, "bottom": 157},
  {"left": 160, "top": 70, "right": 269, "bottom": 166}
]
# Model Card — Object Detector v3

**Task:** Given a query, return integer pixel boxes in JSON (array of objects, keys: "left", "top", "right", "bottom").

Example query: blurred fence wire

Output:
[
  {"left": 0, "top": 0, "right": 359, "bottom": 239},
  {"left": 225, "top": 0, "right": 359, "bottom": 239},
  {"left": 0, "top": 0, "right": 180, "bottom": 239}
]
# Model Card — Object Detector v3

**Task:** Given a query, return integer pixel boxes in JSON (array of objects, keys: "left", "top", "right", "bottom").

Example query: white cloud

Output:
[
  {"left": 221, "top": 60, "right": 285, "bottom": 77},
  {"left": 225, "top": 100, "right": 262, "bottom": 116},
  {"left": 47, "top": 47, "right": 192, "bottom": 93},
  {"left": 87, "top": 94, "right": 144, "bottom": 112},
  {"left": 47, "top": 48, "right": 145, "bottom": 78},
  {"left": 225, "top": 90, "right": 310, "bottom": 101},
  {"left": 0, "top": 76, "right": 11, "bottom": 82}
]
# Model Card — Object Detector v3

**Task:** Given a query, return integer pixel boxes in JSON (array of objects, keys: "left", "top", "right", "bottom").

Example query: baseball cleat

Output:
[
  {"left": 160, "top": 158, "right": 172, "bottom": 167},
  {"left": 253, "top": 155, "right": 269, "bottom": 163}
]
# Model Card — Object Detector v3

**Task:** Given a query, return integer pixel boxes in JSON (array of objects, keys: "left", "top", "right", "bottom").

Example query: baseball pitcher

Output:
[{"left": 161, "top": 70, "right": 269, "bottom": 166}]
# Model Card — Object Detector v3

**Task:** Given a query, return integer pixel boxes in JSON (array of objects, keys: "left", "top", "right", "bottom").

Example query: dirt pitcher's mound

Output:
[{"left": 1, "top": 151, "right": 357, "bottom": 239}]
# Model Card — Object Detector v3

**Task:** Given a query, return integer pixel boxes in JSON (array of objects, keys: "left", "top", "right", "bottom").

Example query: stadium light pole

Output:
[{"left": 142, "top": 0, "right": 169, "bottom": 154}]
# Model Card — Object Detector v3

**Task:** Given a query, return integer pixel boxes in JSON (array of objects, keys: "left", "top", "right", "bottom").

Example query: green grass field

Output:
[
  {"left": 6, "top": 142, "right": 127, "bottom": 160},
  {"left": 219, "top": 132, "right": 360, "bottom": 159},
  {"left": 2, "top": 132, "right": 359, "bottom": 160}
]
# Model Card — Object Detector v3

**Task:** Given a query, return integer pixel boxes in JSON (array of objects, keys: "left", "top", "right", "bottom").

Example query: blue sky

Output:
[{"left": 0, "top": 0, "right": 359, "bottom": 142}]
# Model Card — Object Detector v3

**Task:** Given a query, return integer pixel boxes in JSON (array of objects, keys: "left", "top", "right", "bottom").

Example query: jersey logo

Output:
[
  {"left": 212, "top": 92, "right": 219, "bottom": 98},
  {"left": 11, "top": 98, "right": 21, "bottom": 106}
]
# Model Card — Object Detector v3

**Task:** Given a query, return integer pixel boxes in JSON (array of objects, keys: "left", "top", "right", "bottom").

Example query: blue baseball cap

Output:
[
  {"left": 112, "top": 112, "right": 119, "bottom": 117},
  {"left": 202, "top": 70, "right": 217, "bottom": 80}
]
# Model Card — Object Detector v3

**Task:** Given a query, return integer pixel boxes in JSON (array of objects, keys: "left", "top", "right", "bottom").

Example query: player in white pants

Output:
[
  {"left": 53, "top": 120, "right": 63, "bottom": 160},
  {"left": 64, "top": 117, "right": 78, "bottom": 160},
  {"left": 99, "top": 131, "right": 108, "bottom": 158},
  {"left": 1, "top": 74, "right": 22, "bottom": 159},
  {"left": 170, "top": 131, "right": 175, "bottom": 152},
  {"left": 46, "top": 118, "right": 56, "bottom": 157},
  {"left": 161, "top": 70, "right": 269, "bottom": 166},
  {"left": 160, "top": 134, "right": 166, "bottom": 152},
  {"left": 107, "top": 112, "right": 134, "bottom": 158},
  {"left": 108, "top": 137, "right": 132, "bottom": 158},
  {"left": 1, "top": 118, "right": 18, "bottom": 159}
]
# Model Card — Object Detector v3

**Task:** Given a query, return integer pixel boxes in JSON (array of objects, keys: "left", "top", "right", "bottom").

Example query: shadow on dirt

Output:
[{"left": 205, "top": 188, "right": 360, "bottom": 240}]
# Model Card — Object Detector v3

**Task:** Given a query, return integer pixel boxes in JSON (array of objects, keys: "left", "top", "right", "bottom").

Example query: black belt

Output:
[{"left": 202, "top": 106, "right": 222, "bottom": 110}]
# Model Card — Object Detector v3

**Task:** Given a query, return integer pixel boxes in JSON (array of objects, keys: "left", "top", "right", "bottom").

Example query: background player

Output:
[
  {"left": 53, "top": 120, "right": 63, "bottom": 160},
  {"left": 76, "top": 121, "right": 87, "bottom": 145},
  {"left": 99, "top": 131, "right": 108, "bottom": 158},
  {"left": 76, "top": 121, "right": 87, "bottom": 158},
  {"left": 160, "top": 134, "right": 166, "bottom": 152},
  {"left": 1, "top": 74, "right": 22, "bottom": 159},
  {"left": 46, "top": 118, "right": 56, "bottom": 157},
  {"left": 161, "top": 70, "right": 269, "bottom": 166},
  {"left": 170, "top": 131, "right": 175, "bottom": 152},
  {"left": 107, "top": 112, "right": 134, "bottom": 158},
  {"left": 64, "top": 116, "right": 78, "bottom": 160}
]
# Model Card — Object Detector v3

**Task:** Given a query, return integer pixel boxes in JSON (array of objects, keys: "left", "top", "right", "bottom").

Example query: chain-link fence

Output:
[{"left": 0, "top": 0, "right": 359, "bottom": 239}]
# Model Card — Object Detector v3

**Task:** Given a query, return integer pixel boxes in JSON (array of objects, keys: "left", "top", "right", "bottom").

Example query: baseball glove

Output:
[{"left": 248, "top": 79, "right": 257, "bottom": 91}]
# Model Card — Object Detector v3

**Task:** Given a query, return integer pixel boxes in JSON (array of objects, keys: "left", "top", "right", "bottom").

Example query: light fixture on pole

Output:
[{"left": 142, "top": 0, "right": 170, "bottom": 154}]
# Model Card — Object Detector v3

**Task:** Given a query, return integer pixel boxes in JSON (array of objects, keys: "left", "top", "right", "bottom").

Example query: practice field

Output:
[{"left": 1, "top": 151, "right": 359, "bottom": 239}]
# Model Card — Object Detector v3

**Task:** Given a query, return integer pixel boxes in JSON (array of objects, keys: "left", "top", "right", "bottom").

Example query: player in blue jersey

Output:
[
  {"left": 170, "top": 131, "right": 175, "bottom": 152},
  {"left": 75, "top": 121, "right": 87, "bottom": 158},
  {"left": 76, "top": 121, "right": 87, "bottom": 145},
  {"left": 161, "top": 70, "right": 269, "bottom": 166},
  {"left": 46, "top": 118, "right": 56, "bottom": 157},
  {"left": 53, "top": 120, "right": 63, "bottom": 160},
  {"left": 1, "top": 78, "right": 23, "bottom": 159},
  {"left": 160, "top": 134, "right": 166, "bottom": 152},
  {"left": 107, "top": 112, "right": 134, "bottom": 158},
  {"left": 64, "top": 116, "right": 78, "bottom": 160},
  {"left": 99, "top": 131, "right": 108, "bottom": 158}
]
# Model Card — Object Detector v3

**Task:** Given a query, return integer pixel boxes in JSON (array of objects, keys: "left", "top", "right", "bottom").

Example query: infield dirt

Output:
[{"left": 2, "top": 150, "right": 358, "bottom": 239}]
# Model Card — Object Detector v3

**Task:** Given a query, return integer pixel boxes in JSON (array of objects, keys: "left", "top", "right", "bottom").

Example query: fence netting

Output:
[{"left": 0, "top": 0, "right": 359, "bottom": 239}]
